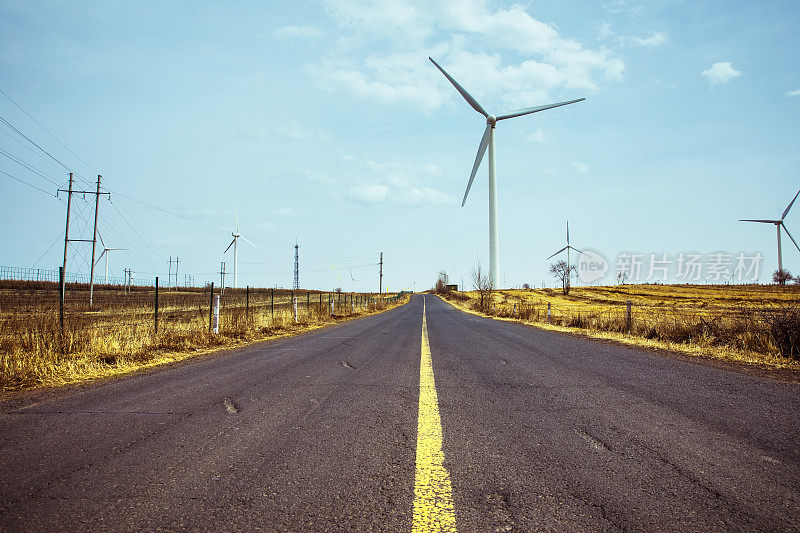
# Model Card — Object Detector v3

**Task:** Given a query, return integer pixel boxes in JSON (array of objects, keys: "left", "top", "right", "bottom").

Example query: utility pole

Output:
[
  {"left": 174, "top": 257, "right": 179, "bottom": 290},
  {"left": 379, "top": 252, "right": 383, "bottom": 295},
  {"left": 58, "top": 172, "right": 109, "bottom": 307},
  {"left": 168, "top": 257, "right": 173, "bottom": 289},
  {"left": 293, "top": 243, "right": 300, "bottom": 291},
  {"left": 60, "top": 173, "right": 74, "bottom": 311},
  {"left": 89, "top": 175, "right": 102, "bottom": 307},
  {"left": 219, "top": 261, "right": 226, "bottom": 296}
]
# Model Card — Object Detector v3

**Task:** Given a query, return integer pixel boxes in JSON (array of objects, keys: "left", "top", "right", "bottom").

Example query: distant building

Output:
[{"left": 446, "top": 284, "right": 459, "bottom": 292}]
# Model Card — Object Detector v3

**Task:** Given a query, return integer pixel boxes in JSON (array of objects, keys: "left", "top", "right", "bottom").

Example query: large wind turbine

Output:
[
  {"left": 429, "top": 56, "right": 585, "bottom": 288},
  {"left": 224, "top": 214, "right": 254, "bottom": 289},
  {"left": 547, "top": 221, "right": 582, "bottom": 285},
  {"left": 740, "top": 189, "right": 800, "bottom": 273},
  {"left": 93, "top": 233, "right": 127, "bottom": 284}
]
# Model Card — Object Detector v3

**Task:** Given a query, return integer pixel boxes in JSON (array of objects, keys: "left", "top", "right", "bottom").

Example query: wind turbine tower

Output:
[
  {"left": 429, "top": 57, "right": 585, "bottom": 288},
  {"left": 224, "top": 213, "right": 254, "bottom": 289},
  {"left": 740, "top": 189, "right": 800, "bottom": 273},
  {"left": 547, "top": 221, "right": 583, "bottom": 285},
  {"left": 94, "top": 233, "right": 127, "bottom": 284}
]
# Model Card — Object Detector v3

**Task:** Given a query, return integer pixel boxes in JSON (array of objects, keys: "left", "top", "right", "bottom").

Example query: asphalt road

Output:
[{"left": 1, "top": 294, "right": 799, "bottom": 531}]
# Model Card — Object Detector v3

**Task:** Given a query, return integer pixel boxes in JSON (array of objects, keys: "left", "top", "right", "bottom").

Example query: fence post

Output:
[
  {"left": 307, "top": 291, "right": 310, "bottom": 316},
  {"left": 154, "top": 277, "right": 159, "bottom": 335},
  {"left": 329, "top": 292, "right": 333, "bottom": 314},
  {"left": 213, "top": 294, "right": 220, "bottom": 334},
  {"left": 547, "top": 302, "right": 551, "bottom": 324},
  {"left": 271, "top": 288, "right": 274, "bottom": 318},
  {"left": 626, "top": 300, "right": 632, "bottom": 334},
  {"left": 246, "top": 285, "right": 249, "bottom": 321},
  {"left": 58, "top": 266, "right": 64, "bottom": 334},
  {"left": 208, "top": 282, "right": 214, "bottom": 331},
  {"left": 293, "top": 295, "right": 298, "bottom": 323}
]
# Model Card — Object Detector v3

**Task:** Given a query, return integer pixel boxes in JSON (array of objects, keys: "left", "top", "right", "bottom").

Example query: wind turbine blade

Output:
[
  {"left": 94, "top": 249, "right": 107, "bottom": 265},
  {"left": 462, "top": 123, "right": 493, "bottom": 207},
  {"left": 240, "top": 235, "right": 256, "bottom": 247},
  {"left": 739, "top": 219, "right": 780, "bottom": 223},
  {"left": 236, "top": 211, "right": 239, "bottom": 234},
  {"left": 566, "top": 221, "right": 569, "bottom": 246},
  {"left": 496, "top": 98, "right": 585, "bottom": 121},
  {"left": 782, "top": 223, "right": 800, "bottom": 253},
  {"left": 547, "top": 246, "right": 568, "bottom": 260},
  {"left": 429, "top": 57, "right": 488, "bottom": 117},
  {"left": 782, "top": 189, "right": 800, "bottom": 220},
  {"left": 224, "top": 238, "right": 236, "bottom": 253},
  {"left": 98, "top": 232, "right": 105, "bottom": 248},
  {"left": 567, "top": 246, "right": 584, "bottom": 254}
]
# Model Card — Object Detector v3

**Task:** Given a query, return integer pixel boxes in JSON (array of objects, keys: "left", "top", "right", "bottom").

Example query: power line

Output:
[
  {"left": 32, "top": 230, "right": 65, "bottom": 268},
  {"left": 105, "top": 189, "right": 230, "bottom": 235},
  {"left": 0, "top": 146, "right": 62, "bottom": 186},
  {"left": 109, "top": 199, "right": 163, "bottom": 261},
  {"left": 0, "top": 115, "right": 75, "bottom": 175},
  {"left": 0, "top": 124, "right": 69, "bottom": 180},
  {"left": 0, "top": 87, "right": 98, "bottom": 175},
  {"left": 0, "top": 168, "right": 59, "bottom": 197}
]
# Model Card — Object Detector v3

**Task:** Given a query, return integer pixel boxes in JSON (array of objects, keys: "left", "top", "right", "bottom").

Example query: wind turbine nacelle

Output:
[{"left": 486, "top": 114, "right": 497, "bottom": 126}]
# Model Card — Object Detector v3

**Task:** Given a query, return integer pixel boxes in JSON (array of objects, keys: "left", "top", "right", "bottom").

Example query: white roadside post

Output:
[
  {"left": 293, "top": 296, "right": 298, "bottom": 323},
  {"left": 212, "top": 295, "right": 220, "bottom": 334}
]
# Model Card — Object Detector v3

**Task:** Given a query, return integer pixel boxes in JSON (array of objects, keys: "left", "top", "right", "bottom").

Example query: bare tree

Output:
[
  {"left": 522, "top": 282, "right": 531, "bottom": 290},
  {"left": 549, "top": 260, "right": 576, "bottom": 295},
  {"left": 773, "top": 268, "right": 793, "bottom": 286},
  {"left": 470, "top": 262, "right": 493, "bottom": 312},
  {"left": 434, "top": 270, "right": 449, "bottom": 294}
]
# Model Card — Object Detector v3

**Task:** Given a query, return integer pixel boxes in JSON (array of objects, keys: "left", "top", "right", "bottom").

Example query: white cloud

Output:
[
  {"left": 312, "top": 0, "right": 625, "bottom": 111},
  {"left": 344, "top": 158, "right": 452, "bottom": 205},
  {"left": 285, "top": 121, "right": 329, "bottom": 141},
  {"left": 602, "top": 0, "right": 628, "bottom": 14},
  {"left": 598, "top": 22, "right": 614, "bottom": 40},
  {"left": 238, "top": 121, "right": 328, "bottom": 142},
  {"left": 272, "top": 25, "right": 323, "bottom": 39},
  {"left": 528, "top": 128, "right": 546, "bottom": 143},
  {"left": 598, "top": 24, "right": 667, "bottom": 48},
  {"left": 274, "top": 207, "right": 296, "bottom": 216},
  {"left": 348, "top": 184, "right": 389, "bottom": 203},
  {"left": 396, "top": 186, "right": 453, "bottom": 205},
  {"left": 631, "top": 32, "right": 667, "bottom": 47},
  {"left": 572, "top": 162, "right": 590, "bottom": 173},
  {"left": 786, "top": 87, "right": 800, "bottom": 97},
  {"left": 702, "top": 62, "right": 741, "bottom": 85}
]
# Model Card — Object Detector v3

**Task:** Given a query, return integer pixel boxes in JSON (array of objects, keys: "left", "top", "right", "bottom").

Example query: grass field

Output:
[
  {"left": 0, "top": 281, "right": 408, "bottom": 390},
  {"left": 440, "top": 284, "right": 800, "bottom": 370}
]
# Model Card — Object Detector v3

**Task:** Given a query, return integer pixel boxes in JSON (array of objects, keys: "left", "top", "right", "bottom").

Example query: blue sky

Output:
[{"left": 1, "top": 0, "right": 799, "bottom": 291}]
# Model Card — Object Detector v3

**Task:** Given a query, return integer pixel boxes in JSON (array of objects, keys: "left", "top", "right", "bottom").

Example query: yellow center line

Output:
[{"left": 412, "top": 297, "right": 457, "bottom": 532}]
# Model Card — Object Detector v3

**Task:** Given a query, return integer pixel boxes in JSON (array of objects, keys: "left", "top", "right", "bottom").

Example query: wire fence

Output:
[
  {"left": 0, "top": 278, "right": 403, "bottom": 359},
  {"left": 445, "top": 291, "right": 799, "bottom": 360},
  {"left": 0, "top": 265, "right": 140, "bottom": 286}
]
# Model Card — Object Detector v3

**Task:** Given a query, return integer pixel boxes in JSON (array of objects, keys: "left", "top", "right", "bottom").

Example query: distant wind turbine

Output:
[
  {"left": 429, "top": 56, "right": 585, "bottom": 288},
  {"left": 93, "top": 233, "right": 127, "bottom": 284},
  {"left": 547, "top": 221, "right": 583, "bottom": 285},
  {"left": 740, "top": 189, "right": 800, "bottom": 273},
  {"left": 224, "top": 213, "right": 254, "bottom": 289}
]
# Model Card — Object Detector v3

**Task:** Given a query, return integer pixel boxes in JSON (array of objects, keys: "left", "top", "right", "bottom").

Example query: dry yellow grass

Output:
[
  {"left": 1, "top": 293, "right": 409, "bottom": 391},
  {"left": 440, "top": 285, "right": 800, "bottom": 371}
]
